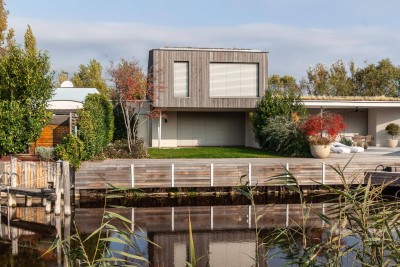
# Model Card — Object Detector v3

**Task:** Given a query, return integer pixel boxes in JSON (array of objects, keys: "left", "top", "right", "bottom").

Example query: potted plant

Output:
[
  {"left": 302, "top": 112, "right": 347, "bottom": 158},
  {"left": 385, "top": 123, "right": 400, "bottom": 148}
]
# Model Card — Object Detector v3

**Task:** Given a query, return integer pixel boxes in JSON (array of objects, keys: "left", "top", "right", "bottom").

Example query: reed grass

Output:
[
  {"left": 240, "top": 159, "right": 400, "bottom": 266},
  {"left": 43, "top": 192, "right": 157, "bottom": 266}
]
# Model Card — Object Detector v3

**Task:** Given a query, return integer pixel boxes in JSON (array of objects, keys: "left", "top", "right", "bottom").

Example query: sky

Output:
[{"left": 6, "top": 0, "right": 400, "bottom": 81}]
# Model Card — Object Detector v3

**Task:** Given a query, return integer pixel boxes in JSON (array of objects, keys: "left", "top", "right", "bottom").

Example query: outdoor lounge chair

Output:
[{"left": 332, "top": 142, "right": 364, "bottom": 153}]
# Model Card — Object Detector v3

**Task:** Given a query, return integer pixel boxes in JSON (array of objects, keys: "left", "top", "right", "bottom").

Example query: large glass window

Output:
[
  {"left": 174, "top": 62, "right": 189, "bottom": 98},
  {"left": 210, "top": 63, "right": 258, "bottom": 97}
]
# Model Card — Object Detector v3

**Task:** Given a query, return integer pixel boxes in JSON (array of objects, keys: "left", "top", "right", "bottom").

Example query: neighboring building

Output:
[
  {"left": 31, "top": 81, "right": 99, "bottom": 151},
  {"left": 148, "top": 47, "right": 268, "bottom": 147},
  {"left": 303, "top": 97, "right": 400, "bottom": 147}
]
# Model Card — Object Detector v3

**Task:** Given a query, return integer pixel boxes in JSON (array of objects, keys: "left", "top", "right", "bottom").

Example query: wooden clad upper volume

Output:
[{"left": 149, "top": 47, "right": 268, "bottom": 109}]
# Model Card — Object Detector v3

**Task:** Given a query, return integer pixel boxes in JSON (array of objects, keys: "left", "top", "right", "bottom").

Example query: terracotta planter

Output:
[
  {"left": 386, "top": 139, "right": 398, "bottom": 148},
  {"left": 310, "top": 144, "right": 331, "bottom": 159}
]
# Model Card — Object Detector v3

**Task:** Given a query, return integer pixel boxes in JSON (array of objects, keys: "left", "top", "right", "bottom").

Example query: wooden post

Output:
[
  {"left": 54, "top": 161, "right": 62, "bottom": 216},
  {"left": 62, "top": 161, "right": 71, "bottom": 216},
  {"left": 55, "top": 216, "right": 62, "bottom": 265},
  {"left": 8, "top": 157, "right": 17, "bottom": 207},
  {"left": 45, "top": 198, "right": 52, "bottom": 214},
  {"left": 322, "top": 162, "right": 326, "bottom": 185},
  {"left": 9, "top": 207, "right": 18, "bottom": 255},
  {"left": 10, "top": 156, "right": 17, "bottom": 187},
  {"left": 25, "top": 196, "right": 32, "bottom": 207},
  {"left": 11, "top": 225, "right": 18, "bottom": 255},
  {"left": 63, "top": 215, "right": 71, "bottom": 266}
]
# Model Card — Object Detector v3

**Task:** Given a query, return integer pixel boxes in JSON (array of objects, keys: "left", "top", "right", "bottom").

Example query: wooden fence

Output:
[
  {"left": 0, "top": 160, "right": 57, "bottom": 189},
  {"left": 75, "top": 160, "right": 383, "bottom": 190}
]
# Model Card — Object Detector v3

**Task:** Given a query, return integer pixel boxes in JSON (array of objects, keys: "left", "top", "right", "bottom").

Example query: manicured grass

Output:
[{"left": 147, "top": 147, "right": 279, "bottom": 159}]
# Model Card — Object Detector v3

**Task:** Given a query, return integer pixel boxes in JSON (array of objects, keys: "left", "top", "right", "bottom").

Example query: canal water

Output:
[{"left": 0, "top": 193, "right": 391, "bottom": 266}]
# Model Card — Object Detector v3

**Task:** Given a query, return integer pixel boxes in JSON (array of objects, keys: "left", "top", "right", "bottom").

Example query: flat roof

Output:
[
  {"left": 303, "top": 100, "right": 400, "bottom": 108},
  {"left": 157, "top": 47, "right": 264, "bottom": 53},
  {"left": 51, "top": 87, "right": 99, "bottom": 102}
]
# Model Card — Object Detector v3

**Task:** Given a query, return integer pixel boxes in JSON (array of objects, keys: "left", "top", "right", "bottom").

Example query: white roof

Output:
[
  {"left": 303, "top": 100, "right": 400, "bottom": 108},
  {"left": 48, "top": 87, "right": 99, "bottom": 110}
]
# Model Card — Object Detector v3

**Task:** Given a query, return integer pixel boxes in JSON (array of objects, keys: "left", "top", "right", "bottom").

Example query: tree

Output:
[
  {"left": 0, "top": 0, "right": 8, "bottom": 46},
  {"left": 301, "top": 63, "right": 330, "bottom": 95},
  {"left": 108, "top": 58, "right": 151, "bottom": 153},
  {"left": 354, "top": 58, "right": 400, "bottom": 97},
  {"left": 301, "top": 59, "right": 400, "bottom": 97},
  {"left": 268, "top": 74, "right": 301, "bottom": 94},
  {"left": 0, "top": 42, "right": 54, "bottom": 155},
  {"left": 328, "top": 60, "right": 357, "bottom": 96},
  {"left": 53, "top": 70, "right": 69, "bottom": 87},
  {"left": 24, "top": 24, "right": 36, "bottom": 55},
  {"left": 77, "top": 93, "right": 114, "bottom": 159},
  {"left": 71, "top": 59, "right": 109, "bottom": 96}
]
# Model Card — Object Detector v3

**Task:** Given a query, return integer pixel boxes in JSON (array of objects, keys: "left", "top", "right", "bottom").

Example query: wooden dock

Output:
[
  {"left": 75, "top": 158, "right": 398, "bottom": 190},
  {"left": 0, "top": 157, "right": 71, "bottom": 216}
]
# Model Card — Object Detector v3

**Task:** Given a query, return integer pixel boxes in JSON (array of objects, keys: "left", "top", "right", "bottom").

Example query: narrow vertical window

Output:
[{"left": 174, "top": 62, "right": 189, "bottom": 97}]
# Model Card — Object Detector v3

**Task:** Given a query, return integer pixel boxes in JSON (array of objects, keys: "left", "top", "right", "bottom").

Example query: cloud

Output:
[{"left": 9, "top": 17, "right": 400, "bottom": 81}]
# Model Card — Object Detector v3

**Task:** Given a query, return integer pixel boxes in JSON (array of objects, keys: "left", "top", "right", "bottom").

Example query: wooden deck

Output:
[{"left": 75, "top": 148, "right": 400, "bottom": 189}]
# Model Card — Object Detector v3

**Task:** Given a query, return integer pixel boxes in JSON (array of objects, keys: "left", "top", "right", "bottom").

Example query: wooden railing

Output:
[{"left": 75, "top": 160, "right": 374, "bottom": 190}]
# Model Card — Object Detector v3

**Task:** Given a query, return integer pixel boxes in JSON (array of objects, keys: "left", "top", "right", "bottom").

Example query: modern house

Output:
[
  {"left": 147, "top": 47, "right": 268, "bottom": 148},
  {"left": 31, "top": 81, "right": 99, "bottom": 151}
]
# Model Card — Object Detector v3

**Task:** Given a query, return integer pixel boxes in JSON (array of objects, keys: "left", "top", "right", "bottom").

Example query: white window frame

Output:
[{"left": 173, "top": 62, "right": 189, "bottom": 98}]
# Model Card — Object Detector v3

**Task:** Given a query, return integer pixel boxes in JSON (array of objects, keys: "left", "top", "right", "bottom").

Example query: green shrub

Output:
[
  {"left": 385, "top": 123, "right": 400, "bottom": 139},
  {"left": 78, "top": 94, "right": 114, "bottom": 159},
  {"left": 104, "top": 139, "right": 148, "bottom": 159},
  {"left": 35, "top": 146, "right": 56, "bottom": 161},
  {"left": 55, "top": 134, "right": 85, "bottom": 168},
  {"left": 251, "top": 90, "right": 307, "bottom": 150},
  {"left": 261, "top": 116, "right": 310, "bottom": 157},
  {"left": 339, "top": 137, "right": 353, "bottom": 146}
]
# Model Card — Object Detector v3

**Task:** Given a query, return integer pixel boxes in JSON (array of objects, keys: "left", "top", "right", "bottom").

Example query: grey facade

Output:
[{"left": 148, "top": 47, "right": 268, "bottom": 147}]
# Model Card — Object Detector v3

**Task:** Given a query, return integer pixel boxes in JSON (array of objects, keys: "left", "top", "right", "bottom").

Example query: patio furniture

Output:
[{"left": 352, "top": 135, "right": 364, "bottom": 147}]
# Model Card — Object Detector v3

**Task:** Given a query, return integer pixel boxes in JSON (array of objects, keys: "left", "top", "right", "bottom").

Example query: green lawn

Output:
[{"left": 147, "top": 147, "right": 279, "bottom": 159}]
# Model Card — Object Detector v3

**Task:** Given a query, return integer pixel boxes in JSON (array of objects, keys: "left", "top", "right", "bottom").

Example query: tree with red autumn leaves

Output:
[
  {"left": 302, "top": 112, "right": 347, "bottom": 145},
  {"left": 108, "top": 58, "right": 160, "bottom": 153}
]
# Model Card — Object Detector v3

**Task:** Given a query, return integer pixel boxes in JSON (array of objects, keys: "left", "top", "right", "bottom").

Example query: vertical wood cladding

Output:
[{"left": 149, "top": 48, "right": 268, "bottom": 109}]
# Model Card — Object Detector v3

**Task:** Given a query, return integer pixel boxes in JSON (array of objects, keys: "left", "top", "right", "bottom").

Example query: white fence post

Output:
[
  {"left": 248, "top": 205, "right": 252, "bottom": 228},
  {"left": 171, "top": 207, "right": 175, "bottom": 231},
  {"left": 131, "top": 164, "right": 135, "bottom": 188},
  {"left": 285, "top": 163, "right": 289, "bottom": 177},
  {"left": 322, "top": 162, "right": 326, "bottom": 185},
  {"left": 248, "top": 163, "right": 252, "bottom": 186},
  {"left": 211, "top": 206, "right": 214, "bottom": 230},
  {"left": 171, "top": 164, "right": 175, "bottom": 187},
  {"left": 286, "top": 204, "right": 290, "bottom": 227},
  {"left": 210, "top": 163, "right": 214, "bottom": 187}
]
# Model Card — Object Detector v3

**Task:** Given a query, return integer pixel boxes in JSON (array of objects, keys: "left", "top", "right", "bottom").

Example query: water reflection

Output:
[{"left": 0, "top": 201, "right": 333, "bottom": 266}]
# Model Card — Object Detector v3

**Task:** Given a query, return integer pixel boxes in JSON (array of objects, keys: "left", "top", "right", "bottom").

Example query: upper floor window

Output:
[
  {"left": 210, "top": 63, "right": 258, "bottom": 97},
  {"left": 174, "top": 62, "right": 189, "bottom": 98}
]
